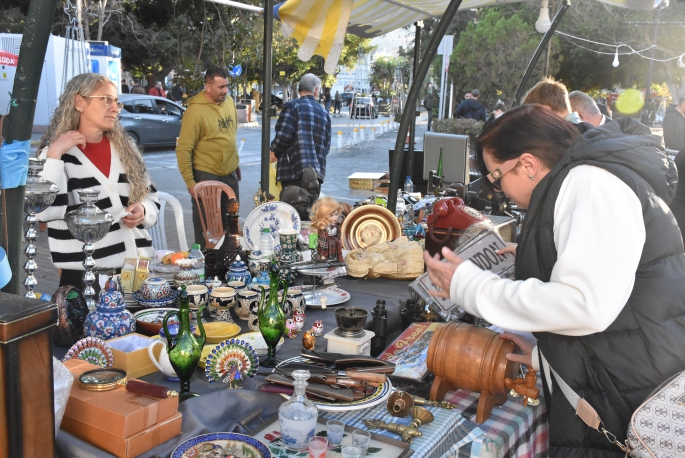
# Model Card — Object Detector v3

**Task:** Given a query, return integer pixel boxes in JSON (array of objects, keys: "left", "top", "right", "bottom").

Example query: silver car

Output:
[{"left": 118, "top": 94, "right": 185, "bottom": 148}]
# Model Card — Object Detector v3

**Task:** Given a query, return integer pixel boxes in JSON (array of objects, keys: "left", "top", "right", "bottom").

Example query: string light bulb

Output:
[
  {"left": 613, "top": 46, "right": 620, "bottom": 67},
  {"left": 535, "top": 0, "right": 553, "bottom": 33}
]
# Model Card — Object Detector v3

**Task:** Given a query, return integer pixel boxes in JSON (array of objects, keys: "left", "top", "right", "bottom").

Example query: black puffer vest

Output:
[{"left": 515, "top": 117, "right": 685, "bottom": 458}]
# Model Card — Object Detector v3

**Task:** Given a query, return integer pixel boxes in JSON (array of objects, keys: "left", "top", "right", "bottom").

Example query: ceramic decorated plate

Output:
[
  {"left": 276, "top": 357, "right": 392, "bottom": 412},
  {"left": 243, "top": 202, "right": 301, "bottom": 251},
  {"left": 133, "top": 308, "right": 179, "bottom": 336},
  {"left": 131, "top": 290, "right": 178, "bottom": 307},
  {"left": 235, "top": 332, "right": 285, "bottom": 356},
  {"left": 171, "top": 432, "right": 271, "bottom": 458},
  {"left": 340, "top": 205, "right": 401, "bottom": 250},
  {"left": 303, "top": 286, "right": 350, "bottom": 308}
]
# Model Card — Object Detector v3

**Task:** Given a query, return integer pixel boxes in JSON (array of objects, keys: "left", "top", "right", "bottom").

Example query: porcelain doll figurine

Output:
[
  {"left": 286, "top": 319, "right": 298, "bottom": 338},
  {"left": 311, "top": 320, "right": 323, "bottom": 337},
  {"left": 293, "top": 309, "right": 306, "bottom": 331},
  {"left": 310, "top": 196, "right": 344, "bottom": 263}
]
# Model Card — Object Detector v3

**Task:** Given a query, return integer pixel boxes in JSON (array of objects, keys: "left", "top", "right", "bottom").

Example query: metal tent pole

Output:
[
  {"left": 260, "top": 0, "right": 274, "bottom": 197},
  {"left": 642, "top": 2, "right": 663, "bottom": 125},
  {"left": 388, "top": 0, "right": 462, "bottom": 213},
  {"left": 513, "top": 0, "right": 570, "bottom": 106},
  {"left": 406, "top": 21, "right": 422, "bottom": 182},
  {"left": 1, "top": 0, "right": 60, "bottom": 295}
]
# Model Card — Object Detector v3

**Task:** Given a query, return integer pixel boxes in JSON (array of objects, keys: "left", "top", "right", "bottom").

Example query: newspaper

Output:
[{"left": 409, "top": 229, "right": 514, "bottom": 321}]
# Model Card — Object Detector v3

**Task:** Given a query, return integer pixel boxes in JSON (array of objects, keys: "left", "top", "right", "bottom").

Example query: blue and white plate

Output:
[
  {"left": 171, "top": 432, "right": 271, "bottom": 458},
  {"left": 276, "top": 356, "right": 393, "bottom": 412},
  {"left": 131, "top": 290, "right": 177, "bottom": 307},
  {"left": 243, "top": 202, "right": 301, "bottom": 251}
]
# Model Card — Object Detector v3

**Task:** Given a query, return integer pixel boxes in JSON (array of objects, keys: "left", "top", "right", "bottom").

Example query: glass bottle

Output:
[
  {"left": 220, "top": 198, "right": 242, "bottom": 270},
  {"left": 188, "top": 244, "right": 205, "bottom": 282},
  {"left": 259, "top": 228, "right": 275, "bottom": 257},
  {"left": 278, "top": 369, "right": 318, "bottom": 452},
  {"left": 258, "top": 262, "right": 287, "bottom": 367},
  {"left": 162, "top": 285, "right": 206, "bottom": 401}
]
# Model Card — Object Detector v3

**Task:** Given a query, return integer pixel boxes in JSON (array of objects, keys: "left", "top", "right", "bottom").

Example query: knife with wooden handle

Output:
[{"left": 276, "top": 363, "right": 388, "bottom": 383}]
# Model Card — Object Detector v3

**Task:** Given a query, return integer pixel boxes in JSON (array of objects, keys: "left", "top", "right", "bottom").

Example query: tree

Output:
[
  {"left": 450, "top": 8, "right": 561, "bottom": 109},
  {"left": 370, "top": 56, "right": 410, "bottom": 99}
]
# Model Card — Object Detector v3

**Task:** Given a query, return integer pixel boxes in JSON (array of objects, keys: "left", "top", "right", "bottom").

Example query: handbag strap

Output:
[{"left": 540, "top": 352, "right": 631, "bottom": 454}]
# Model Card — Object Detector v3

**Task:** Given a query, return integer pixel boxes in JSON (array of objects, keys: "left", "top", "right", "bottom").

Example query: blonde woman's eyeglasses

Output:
[{"left": 85, "top": 95, "right": 124, "bottom": 110}]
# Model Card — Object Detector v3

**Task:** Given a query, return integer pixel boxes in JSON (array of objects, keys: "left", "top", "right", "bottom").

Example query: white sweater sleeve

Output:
[{"left": 450, "top": 165, "right": 646, "bottom": 336}]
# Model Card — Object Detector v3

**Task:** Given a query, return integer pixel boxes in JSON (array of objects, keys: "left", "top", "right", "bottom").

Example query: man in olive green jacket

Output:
[{"left": 176, "top": 65, "right": 240, "bottom": 247}]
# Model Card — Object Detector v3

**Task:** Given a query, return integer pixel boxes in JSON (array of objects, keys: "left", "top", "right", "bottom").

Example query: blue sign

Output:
[{"left": 228, "top": 65, "right": 242, "bottom": 78}]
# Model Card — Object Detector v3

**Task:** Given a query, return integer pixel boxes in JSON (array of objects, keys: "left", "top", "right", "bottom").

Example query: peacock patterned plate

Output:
[
  {"left": 276, "top": 357, "right": 392, "bottom": 412},
  {"left": 63, "top": 337, "right": 114, "bottom": 368},
  {"left": 243, "top": 202, "right": 301, "bottom": 251},
  {"left": 171, "top": 432, "right": 271, "bottom": 458}
]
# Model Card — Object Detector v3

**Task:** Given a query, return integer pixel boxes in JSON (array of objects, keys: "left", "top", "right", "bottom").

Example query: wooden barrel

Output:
[{"left": 426, "top": 322, "right": 519, "bottom": 423}]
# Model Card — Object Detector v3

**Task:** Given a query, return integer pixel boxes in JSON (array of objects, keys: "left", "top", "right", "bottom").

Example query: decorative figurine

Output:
[
  {"left": 310, "top": 197, "right": 344, "bottom": 263},
  {"left": 204, "top": 338, "right": 259, "bottom": 389},
  {"left": 302, "top": 330, "right": 316, "bottom": 350},
  {"left": 293, "top": 309, "right": 306, "bottom": 331},
  {"left": 310, "top": 320, "right": 323, "bottom": 337},
  {"left": 286, "top": 319, "right": 298, "bottom": 338}
]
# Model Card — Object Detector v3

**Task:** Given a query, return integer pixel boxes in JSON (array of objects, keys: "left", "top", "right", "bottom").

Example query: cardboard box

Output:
[
  {"left": 133, "top": 257, "right": 151, "bottom": 292},
  {"left": 108, "top": 333, "right": 161, "bottom": 379},
  {"left": 63, "top": 360, "right": 178, "bottom": 438},
  {"left": 61, "top": 412, "right": 182, "bottom": 458},
  {"left": 348, "top": 172, "right": 388, "bottom": 191},
  {"left": 120, "top": 257, "right": 137, "bottom": 293}
]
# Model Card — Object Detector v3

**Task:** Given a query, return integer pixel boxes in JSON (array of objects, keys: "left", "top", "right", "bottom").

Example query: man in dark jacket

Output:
[
  {"left": 663, "top": 97, "right": 685, "bottom": 150},
  {"left": 453, "top": 88, "right": 487, "bottom": 121}
]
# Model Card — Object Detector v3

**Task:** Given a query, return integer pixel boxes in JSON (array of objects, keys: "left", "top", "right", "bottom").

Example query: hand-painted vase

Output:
[
  {"left": 226, "top": 255, "right": 252, "bottom": 285},
  {"left": 83, "top": 284, "right": 135, "bottom": 340}
]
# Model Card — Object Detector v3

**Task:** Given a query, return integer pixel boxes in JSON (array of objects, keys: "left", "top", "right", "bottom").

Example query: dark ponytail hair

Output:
[{"left": 475, "top": 104, "right": 580, "bottom": 179}]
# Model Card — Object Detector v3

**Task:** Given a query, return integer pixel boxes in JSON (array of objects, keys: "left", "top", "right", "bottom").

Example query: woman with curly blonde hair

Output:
[{"left": 37, "top": 73, "right": 160, "bottom": 291}]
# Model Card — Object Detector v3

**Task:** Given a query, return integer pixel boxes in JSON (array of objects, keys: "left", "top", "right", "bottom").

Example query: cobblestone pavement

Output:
[{"left": 27, "top": 109, "right": 427, "bottom": 297}]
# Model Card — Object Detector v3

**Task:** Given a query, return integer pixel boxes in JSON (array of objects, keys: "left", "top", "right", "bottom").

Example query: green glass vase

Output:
[
  {"left": 163, "top": 285, "right": 206, "bottom": 401},
  {"left": 258, "top": 262, "right": 288, "bottom": 367}
]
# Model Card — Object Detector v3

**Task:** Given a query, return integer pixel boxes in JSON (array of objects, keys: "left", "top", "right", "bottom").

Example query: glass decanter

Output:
[{"left": 278, "top": 369, "right": 318, "bottom": 452}]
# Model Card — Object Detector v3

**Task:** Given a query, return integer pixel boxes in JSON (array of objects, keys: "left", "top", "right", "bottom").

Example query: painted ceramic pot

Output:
[
  {"left": 208, "top": 287, "right": 236, "bottom": 322},
  {"left": 83, "top": 285, "right": 135, "bottom": 340},
  {"left": 248, "top": 251, "right": 263, "bottom": 277},
  {"left": 226, "top": 280, "right": 246, "bottom": 292},
  {"left": 278, "top": 262, "right": 298, "bottom": 286},
  {"left": 205, "top": 276, "right": 223, "bottom": 290},
  {"left": 248, "top": 299, "right": 261, "bottom": 332},
  {"left": 226, "top": 255, "right": 252, "bottom": 285},
  {"left": 174, "top": 259, "right": 199, "bottom": 287},
  {"left": 236, "top": 289, "right": 260, "bottom": 321},
  {"left": 186, "top": 284, "right": 208, "bottom": 308},
  {"left": 140, "top": 277, "right": 172, "bottom": 301},
  {"left": 286, "top": 288, "right": 306, "bottom": 314},
  {"left": 277, "top": 292, "right": 294, "bottom": 320},
  {"left": 53, "top": 285, "right": 89, "bottom": 348}
]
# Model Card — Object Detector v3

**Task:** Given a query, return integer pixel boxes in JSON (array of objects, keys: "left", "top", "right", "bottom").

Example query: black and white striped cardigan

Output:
[{"left": 37, "top": 145, "right": 160, "bottom": 271}]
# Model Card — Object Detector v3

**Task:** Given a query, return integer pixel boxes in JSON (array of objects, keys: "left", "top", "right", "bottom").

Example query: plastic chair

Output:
[
  {"left": 149, "top": 192, "right": 189, "bottom": 252},
  {"left": 193, "top": 181, "right": 237, "bottom": 249}
]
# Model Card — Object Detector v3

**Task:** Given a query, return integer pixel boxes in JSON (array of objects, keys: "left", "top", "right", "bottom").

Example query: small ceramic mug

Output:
[
  {"left": 236, "top": 290, "right": 259, "bottom": 320},
  {"left": 139, "top": 277, "right": 171, "bottom": 300},
  {"left": 286, "top": 288, "right": 305, "bottom": 314},
  {"left": 209, "top": 287, "right": 236, "bottom": 321},
  {"left": 186, "top": 284, "right": 208, "bottom": 308},
  {"left": 148, "top": 339, "right": 179, "bottom": 381},
  {"left": 226, "top": 280, "right": 246, "bottom": 292}
]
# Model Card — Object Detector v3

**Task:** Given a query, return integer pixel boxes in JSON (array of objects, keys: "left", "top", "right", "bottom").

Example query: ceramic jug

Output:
[
  {"left": 258, "top": 262, "right": 288, "bottom": 367},
  {"left": 162, "top": 285, "right": 206, "bottom": 401},
  {"left": 148, "top": 339, "right": 179, "bottom": 381}
]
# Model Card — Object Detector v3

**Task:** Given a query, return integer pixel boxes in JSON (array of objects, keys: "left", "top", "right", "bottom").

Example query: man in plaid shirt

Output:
[{"left": 270, "top": 73, "right": 331, "bottom": 195}]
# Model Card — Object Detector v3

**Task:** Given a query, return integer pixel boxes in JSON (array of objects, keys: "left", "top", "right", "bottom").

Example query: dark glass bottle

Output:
[{"left": 258, "top": 262, "right": 288, "bottom": 367}]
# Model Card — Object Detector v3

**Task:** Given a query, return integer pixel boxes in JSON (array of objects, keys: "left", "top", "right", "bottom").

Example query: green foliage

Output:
[
  {"left": 450, "top": 8, "right": 559, "bottom": 108},
  {"left": 431, "top": 118, "right": 483, "bottom": 139},
  {"left": 370, "top": 56, "right": 410, "bottom": 99}
]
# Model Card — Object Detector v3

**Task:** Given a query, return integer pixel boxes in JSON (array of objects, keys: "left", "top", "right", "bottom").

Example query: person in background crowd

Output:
[
  {"left": 426, "top": 103, "right": 685, "bottom": 458},
  {"left": 522, "top": 78, "right": 593, "bottom": 133},
  {"left": 149, "top": 81, "right": 166, "bottom": 98},
  {"left": 172, "top": 83, "right": 184, "bottom": 103},
  {"left": 596, "top": 97, "right": 611, "bottom": 118},
  {"left": 568, "top": 90, "right": 611, "bottom": 127},
  {"left": 334, "top": 91, "right": 342, "bottom": 114},
  {"left": 270, "top": 73, "right": 331, "bottom": 197},
  {"left": 423, "top": 94, "right": 436, "bottom": 131},
  {"left": 482, "top": 103, "right": 505, "bottom": 130},
  {"left": 121, "top": 80, "right": 130, "bottom": 94},
  {"left": 453, "top": 89, "right": 487, "bottom": 121},
  {"left": 663, "top": 96, "right": 685, "bottom": 151},
  {"left": 324, "top": 89, "right": 332, "bottom": 113},
  {"left": 131, "top": 80, "right": 146, "bottom": 94},
  {"left": 35, "top": 73, "right": 159, "bottom": 292},
  {"left": 176, "top": 65, "right": 240, "bottom": 247}
]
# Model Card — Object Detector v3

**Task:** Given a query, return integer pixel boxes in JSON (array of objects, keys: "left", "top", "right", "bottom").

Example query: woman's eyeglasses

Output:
[
  {"left": 85, "top": 95, "right": 124, "bottom": 110},
  {"left": 485, "top": 158, "right": 519, "bottom": 190}
]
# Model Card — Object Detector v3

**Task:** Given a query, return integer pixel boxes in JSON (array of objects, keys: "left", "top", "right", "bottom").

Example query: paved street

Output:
[{"left": 27, "top": 109, "right": 427, "bottom": 297}]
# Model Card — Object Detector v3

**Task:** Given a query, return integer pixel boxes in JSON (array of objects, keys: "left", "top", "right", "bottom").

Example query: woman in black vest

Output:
[{"left": 425, "top": 104, "right": 685, "bottom": 457}]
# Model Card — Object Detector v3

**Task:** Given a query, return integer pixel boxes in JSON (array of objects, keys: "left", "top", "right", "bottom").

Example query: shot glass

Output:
[
  {"left": 352, "top": 430, "right": 371, "bottom": 456},
  {"left": 326, "top": 420, "right": 345, "bottom": 447},
  {"left": 308, "top": 436, "right": 328, "bottom": 458},
  {"left": 342, "top": 445, "right": 362, "bottom": 458}
]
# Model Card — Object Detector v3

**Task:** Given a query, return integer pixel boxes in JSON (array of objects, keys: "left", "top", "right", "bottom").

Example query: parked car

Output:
[
  {"left": 118, "top": 94, "right": 185, "bottom": 148},
  {"left": 259, "top": 94, "right": 284, "bottom": 111},
  {"left": 341, "top": 92, "right": 354, "bottom": 107},
  {"left": 350, "top": 96, "right": 377, "bottom": 119}
]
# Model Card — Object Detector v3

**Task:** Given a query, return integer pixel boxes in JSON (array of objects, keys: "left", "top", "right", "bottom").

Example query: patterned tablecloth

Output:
[{"left": 321, "top": 388, "right": 548, "bottom": 458}]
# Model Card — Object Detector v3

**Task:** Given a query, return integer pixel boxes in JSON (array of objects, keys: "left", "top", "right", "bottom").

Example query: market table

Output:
[{"left": 52, "top": 276, "right": 548, "bottom": 458}]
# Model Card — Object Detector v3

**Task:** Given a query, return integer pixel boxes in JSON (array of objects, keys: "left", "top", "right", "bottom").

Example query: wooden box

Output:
[
  {"left": 348, "top": 172, "right": 387, "bottom": 191},
  {"left": 62, "top": 360, "right": 178, "bottom": 437},
  {"left": 0, "top": 292, "right": 57, "bottom": 458},
  {"left": 108, "top": 333, "right": 161, "bottom": 379}
]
